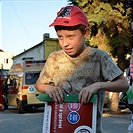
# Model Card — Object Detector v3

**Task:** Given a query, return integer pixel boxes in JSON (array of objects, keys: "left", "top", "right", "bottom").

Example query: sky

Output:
[{"left": 1, "top": 0, "right": 69, "bottom": 56}]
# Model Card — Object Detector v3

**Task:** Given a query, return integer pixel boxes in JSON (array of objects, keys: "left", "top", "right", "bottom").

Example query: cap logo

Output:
[{"left": 58, "top": 7, "right": 71, "bottom": 19}]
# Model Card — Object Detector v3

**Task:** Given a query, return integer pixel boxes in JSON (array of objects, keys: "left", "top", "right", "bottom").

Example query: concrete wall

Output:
[{"left": 0, "top": 51, "right": 14, "bottom": 70}]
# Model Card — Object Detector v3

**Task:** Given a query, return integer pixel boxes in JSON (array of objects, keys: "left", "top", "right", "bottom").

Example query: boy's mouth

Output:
[{"left": 65, "top": 48, "right": 73, "bottom": 53}]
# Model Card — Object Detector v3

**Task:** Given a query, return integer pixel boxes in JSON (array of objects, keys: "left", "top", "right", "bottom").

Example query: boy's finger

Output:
[
  {"left": 87, "top": 94, "right": 91, "bottom": 103},
  {"left": 79, "top": 91, "right": 84, "bottom": 105},
  {"left": 58, "top": 88, "right": 64, "bottom": 100},
  {"left": 55, "top": 89, "right": 62, "bottom": 103},
  {"left": 52, "top": 91, "right": 58, "bottom": 103}
]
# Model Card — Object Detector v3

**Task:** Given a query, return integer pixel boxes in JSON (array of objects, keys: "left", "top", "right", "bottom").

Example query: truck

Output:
[{"left": 3, "top": 59, "right": 46, "bottom": 113}]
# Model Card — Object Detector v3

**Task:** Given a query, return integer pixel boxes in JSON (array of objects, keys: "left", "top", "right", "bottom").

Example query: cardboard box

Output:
[{"left": 39, "top": 94, "right": 97, "bottom": 133}]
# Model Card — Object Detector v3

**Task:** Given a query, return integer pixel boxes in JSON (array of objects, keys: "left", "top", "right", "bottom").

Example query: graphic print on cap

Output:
[{"left": 58, "top": 7, "right": 71, "bottom": 18}]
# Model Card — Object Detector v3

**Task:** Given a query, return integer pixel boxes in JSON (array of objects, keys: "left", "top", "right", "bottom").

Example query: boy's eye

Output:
[
  {"left": 58, "top": 36, "right": 63, "bottom": 40},
  {"left": 68, "top": 35, "right": 74, "bottom": 39}
]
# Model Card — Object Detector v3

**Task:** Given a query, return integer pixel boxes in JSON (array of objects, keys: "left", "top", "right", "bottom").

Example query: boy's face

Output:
[{"left": 56, "top": 29, "right": 89, "bottom": 57}]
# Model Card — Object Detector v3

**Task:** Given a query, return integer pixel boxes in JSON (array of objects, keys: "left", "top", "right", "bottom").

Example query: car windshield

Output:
[{"left": 25, "top": 71, "right": 40, "bottom": 85}]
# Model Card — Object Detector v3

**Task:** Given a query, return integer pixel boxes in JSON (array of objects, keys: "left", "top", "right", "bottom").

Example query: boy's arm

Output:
[
  {"left": 35, "top": 79, "right": 47, "bottom": 93},
  {"left": 79, "top": 75, "right": 129, "bottom": 105},
  {"left": 99, "top": 75, "right": 129, "bottom": 92},
  {"left": 35, "top": 79, "right": 63, "bottom": 103}
]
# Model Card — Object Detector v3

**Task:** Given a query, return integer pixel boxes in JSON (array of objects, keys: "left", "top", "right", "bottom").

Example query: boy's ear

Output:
[{"left": 84, "top": 28, "right": 90, "bottom": 38}]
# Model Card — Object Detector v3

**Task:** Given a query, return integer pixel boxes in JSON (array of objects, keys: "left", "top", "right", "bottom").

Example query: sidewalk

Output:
[{"left": 103, "top": 108, "right": 132, "bottom": 119}]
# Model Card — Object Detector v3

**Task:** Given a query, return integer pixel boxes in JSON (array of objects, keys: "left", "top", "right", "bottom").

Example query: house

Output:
[
  {"left": 0, "top": 49, "right": 14, "bottom": 78},
  {"left": 13, "top": 33, "right": 60, "bottom": 63},
  {"left": 13, "top": 41, "right": 44, "bottom": 63}
]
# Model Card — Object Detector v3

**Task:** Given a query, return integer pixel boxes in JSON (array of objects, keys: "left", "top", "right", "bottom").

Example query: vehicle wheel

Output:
[
  {"left": 17, "top": 100, "right": 25, "bottom": 114},
  {"left": 2, "top": 104, "right": 4, "bottom": 111},
  {"left": 3, "top": 97, "right": 8, "bottom": 110}
]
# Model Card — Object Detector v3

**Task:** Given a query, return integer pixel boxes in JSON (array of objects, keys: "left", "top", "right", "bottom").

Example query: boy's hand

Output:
[
  {"left": 79, "top": 83, "right": 99, "bottom": 104},
  {"left": 45, "top": 86, "right": 64, "bottom": 103}
]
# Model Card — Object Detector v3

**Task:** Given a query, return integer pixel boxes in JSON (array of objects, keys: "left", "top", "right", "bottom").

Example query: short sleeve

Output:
[
  {"left": 101, "top": 51, "right": 123, "bottom": 81},
  {"left": 39, "top": 52, "right": 55, "bottom": 84}
]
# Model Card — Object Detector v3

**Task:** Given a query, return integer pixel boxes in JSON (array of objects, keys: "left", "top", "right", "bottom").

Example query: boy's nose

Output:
[{"left": 63, "top": 39, "right": 69, "bottom": 47}]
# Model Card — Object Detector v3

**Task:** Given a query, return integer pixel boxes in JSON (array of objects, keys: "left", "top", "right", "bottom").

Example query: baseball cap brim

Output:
[{"left": 49, "top": 18, "right": 85, "bottom": 27}]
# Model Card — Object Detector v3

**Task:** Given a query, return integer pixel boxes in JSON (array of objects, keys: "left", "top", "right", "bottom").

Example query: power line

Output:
[{"left": 8, "top": 0, "right": 35, "bottom": 45}]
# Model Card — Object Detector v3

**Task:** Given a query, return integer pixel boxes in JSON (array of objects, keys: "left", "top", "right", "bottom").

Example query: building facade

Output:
[
  {"left": 13, "top": 42, "right": 44, "bottom": 63},
  {"left": 12, "top": 34, "right": 60, "bottom": 63},
  {"left": 0, "top": 49, "right": 14, "bottom": 78}
]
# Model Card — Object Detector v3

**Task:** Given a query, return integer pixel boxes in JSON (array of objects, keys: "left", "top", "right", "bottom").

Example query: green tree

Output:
[{"left": 68, "top": 0, "right": 132, "bottom": 113}]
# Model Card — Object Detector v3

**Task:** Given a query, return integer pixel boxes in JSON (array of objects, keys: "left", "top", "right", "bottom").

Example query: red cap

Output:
[{"left": 49, "top": 6, "right": 88, "bottom": 27}]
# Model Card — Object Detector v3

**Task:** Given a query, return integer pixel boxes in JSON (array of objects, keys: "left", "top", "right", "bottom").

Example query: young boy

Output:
[{"left": 35, "top": 5, "right": 129, "bottom": 133}]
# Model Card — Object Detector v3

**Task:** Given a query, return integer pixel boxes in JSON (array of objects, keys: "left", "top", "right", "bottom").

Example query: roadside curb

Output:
[{"left": 103, "top": 108, "right": 132, "bottom": 119}]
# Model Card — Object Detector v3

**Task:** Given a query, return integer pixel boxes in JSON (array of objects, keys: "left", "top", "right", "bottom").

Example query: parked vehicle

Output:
[{"left": 2, "top": 59, "right": 46, "bottom": 113}]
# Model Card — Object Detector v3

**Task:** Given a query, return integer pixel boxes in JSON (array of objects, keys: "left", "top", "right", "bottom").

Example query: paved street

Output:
[
  {"left": 0, "top": 107, "right": 131, "bottom": 133},
  {"left": 0, "top": 107, "right": 44, "bottom": 133},
  {"left": 103, "top": 110, "right": 131, "bottom": 133}
]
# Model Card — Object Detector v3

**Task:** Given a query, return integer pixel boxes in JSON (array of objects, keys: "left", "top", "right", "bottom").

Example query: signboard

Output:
[{"left": 40, "top": 94, "right": 97, "bottom": 133}]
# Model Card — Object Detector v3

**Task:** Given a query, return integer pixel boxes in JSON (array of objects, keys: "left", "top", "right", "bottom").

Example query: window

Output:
[
  {"left": 25, "top": 71, "right": 40, "bottom": 85},
  {"left": 6, "top": 59, "right": 8, "bottom": 64},
  {"left": 4, "top": 59, "right": 9, "bottom": 64}
]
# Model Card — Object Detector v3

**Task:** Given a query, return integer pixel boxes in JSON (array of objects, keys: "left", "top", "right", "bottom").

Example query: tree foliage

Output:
[
  {"left": 67, "top": 0, "right": 132, "bottom": 113},
  {"left": 67, "top": 0, "right": 132, "bottom": 59}
]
